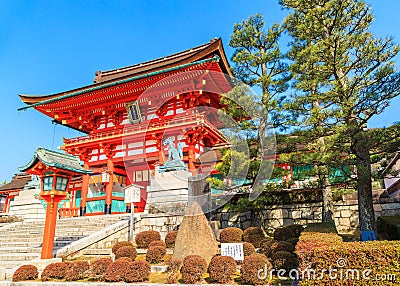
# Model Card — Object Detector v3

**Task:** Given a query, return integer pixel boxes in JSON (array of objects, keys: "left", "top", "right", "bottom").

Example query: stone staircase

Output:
[{"left": 0, "top": 214, "right": 129, "bottom": 275}]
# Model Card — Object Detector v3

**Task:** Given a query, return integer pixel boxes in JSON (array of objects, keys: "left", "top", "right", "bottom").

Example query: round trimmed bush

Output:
[
  {"left": 243, "top": 227, "right": 266, "bottom": 248},
  {"left": 166, "top": 258, "right": 182, "bottom": 273},
  {"left": 165, "top": 231, "right": 178, "bottom": 248},
  {"left": 241, "top": 254, "right": 271, "bottom": 285},
  {"left": 65, "top": 261, "right": 89, "bottom": 281},
  {"left": 41, "top": 262, "right": 67, "bottom": 281},
  {"left": 286, "top": 224, "right": 304, "bottom": 238},
  {"left": 274, "top": 226, "right": 296, "bottom": 241},
  {"left": 181, "top": 255, "right": 208, "bottom": 284},
  {"left": 243, "top": 241, "right": 256, "bottom": 257},
  {"left": 148, "top": 240, "right": 166, "bottom": 249},
  {"left": 208, "top": 255, "right": 237, "bottom": 284},
  {"left": 135, "top": 230, "right": 161, "bottom": 248},
  {"left": 87, "top": 258, "right": 112, "bottom": 278},
  {"left": 146, "top": 245, "right": 167, "bottom": 263},
  {"left": 259, "top": 238, "right": 275, "bottom": 258},
  {"left": 166, "top": 271, "right": 180, "bottom": 284},
  {"left": 112, "top": 241, "right": 134, "bottom": 254},
  {"left": 115, "top": 246, "right": 137, "bottom": 261},
  {"left": 103, "top": 260, "right": 129, "bottom": 282},
  {"left": 287, "top": 237, "right": 299, "bottom": 246},
  {"left": 125, "top": 260, "right": 151, "bottom": 283},
  {"left": 220, "top": 227, "right": 243, "bottom": 243},
  {"left": 271, "top": 241, "right": 295, "bottom": 255},
  {"left": 12, "top": 265, "right": 38, "bottom": 282},
  {"left": 271, "top": 251, "right": 298, "bottom": 272}
]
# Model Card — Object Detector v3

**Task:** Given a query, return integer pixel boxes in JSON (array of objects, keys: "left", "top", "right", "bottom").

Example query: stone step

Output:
[
  {"left": 0, "top": 253, "right": 40, "bottom": 261},
  {"left": 0, "top": 242, "right": 42, "bottom": 248},
  {"left": 0, "top": 260, "right": 28, "bottom": 269},
  {"left": 0, "top": 247, "right": 42, "bottom": 253},
  {"left": 81, "top": 248, "right": 112, "bottom": 255}
]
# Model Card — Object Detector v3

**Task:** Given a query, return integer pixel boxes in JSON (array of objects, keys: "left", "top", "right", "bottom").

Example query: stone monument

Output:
[
  {"left": 172, "top": 202, "right": 219, "bottom": 264},
  {"left": 145, "top": 137, "right": 191, "bottom": 214}
]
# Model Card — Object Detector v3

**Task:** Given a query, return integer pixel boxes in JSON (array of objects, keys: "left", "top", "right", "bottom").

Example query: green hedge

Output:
[
  {"left": 296, "top": 223, "right": 400, "bottom": 286},
  {"left": 377, "top": 216, "right": 400, "bottom": 240}
]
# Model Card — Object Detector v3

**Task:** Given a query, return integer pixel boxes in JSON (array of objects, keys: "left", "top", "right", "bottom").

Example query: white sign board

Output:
[
  {"left": 124, "top": 185, "right": 142, "bottom": 203},
  {"left": 221, "top": 243, "right": 244, "bottom": 261}
]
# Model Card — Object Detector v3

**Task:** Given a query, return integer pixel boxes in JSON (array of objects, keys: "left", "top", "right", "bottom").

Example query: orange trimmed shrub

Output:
[
  {"left": 149, "top": 240, "right": 166, "bottom": 249},
  {"left": 87, "top": 258, "right": 112, "bottom": 279},
  {"left": 146, "top": 245, "right": 167, "bottom": 263},
  {"left": 181, "top": 254, "right": 208, "bottom": 284},
  {"left": 220, "top": 227, "right": 243, "bottom": 243},
  {"left": 65, "top": 261, "right": 89, "bottom": 281},
  {"left": 12, "top": 265, "right": 38, "bottom": 282},
  {"left": 41, "top": 262, "right": 67, "bottom": 281},
  {"left": 243, "top": 241, "right": 256, "bottom": 257},
  {"left": 115, "top": 245, "right": 137, "bottom": 261},
  {"left": 243, "top": 227, "right": 265, "bottom": 248},
  {"left": 166, "top": 257, "right": 182, "bottom": 273},
  {"left": 165, "top": 231, "right": 178, "bottom": 248},
  {"left": 124, "top": 260, "right": 151, "bottom": 283},
  {"left": 208, "top": 255, "right": 237, "bottom": 284},
  {"left": 241, "top": 253, "right": 271, "bottom": 285},
  {"left": 103, "top": 260, "right": 129, "bottom": 282},
  {"left": 112, "top": 240, "right": 134, "bottom": 254},
  {"left": 135, "top": 230, "right": 161, "bottom": 248}
]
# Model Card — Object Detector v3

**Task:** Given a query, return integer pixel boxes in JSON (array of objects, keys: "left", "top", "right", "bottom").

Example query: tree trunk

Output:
[
  {"left": 352, "top": 131, "right": 376, "bottom": 232},
  {"left": 322, "top": 185, "right": 334, "bottom": 223}
]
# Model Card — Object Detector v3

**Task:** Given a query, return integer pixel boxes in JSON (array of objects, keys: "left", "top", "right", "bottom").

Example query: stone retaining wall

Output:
[
  {"left": 138, "top": 213, "right": 183, "bottom": 239},
  {"left": 211, "top": 198, "right": 400, "bottom": 234}
]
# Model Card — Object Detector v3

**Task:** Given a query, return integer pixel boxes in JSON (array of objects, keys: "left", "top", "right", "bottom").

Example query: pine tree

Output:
[{"left": 280, "top": 0, "right": 400, "bottom": 231}]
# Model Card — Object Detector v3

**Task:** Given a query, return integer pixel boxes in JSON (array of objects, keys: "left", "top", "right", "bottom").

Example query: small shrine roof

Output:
[
  {"left": 0, "top": 173, "right": 31, "bottom": 193},
  {"left": 18, "top": 147, "right": 92, "bottom": 174}
]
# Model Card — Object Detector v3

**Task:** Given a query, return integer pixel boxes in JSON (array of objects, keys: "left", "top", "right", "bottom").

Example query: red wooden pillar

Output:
[
  {"left": 156, "top": 138, "right": 165, "bottom": 164},
  {"left": 80, "top": 161, "right": 90, "bottom": 216},
  {"left": 105, "top": 158, "right": 114, "bottom": 214},
  {"left": 2, "top": 196, "right": 9, "bottom": 213},
  {"left": 41, "top": 194, "right": 64, "bottom": 259},
  {"left": 188, "top": 143, "right": 196, "bottom": 176}
]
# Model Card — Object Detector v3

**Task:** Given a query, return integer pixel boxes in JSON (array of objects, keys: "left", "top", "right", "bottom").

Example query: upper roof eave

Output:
[{"left": 18, "top": 38, "right": 232, "bottom": 108}]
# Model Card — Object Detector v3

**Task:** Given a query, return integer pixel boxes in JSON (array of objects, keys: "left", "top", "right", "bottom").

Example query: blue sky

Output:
[{"left": 0, "top": 0, "right": 399, "bottom": 182}]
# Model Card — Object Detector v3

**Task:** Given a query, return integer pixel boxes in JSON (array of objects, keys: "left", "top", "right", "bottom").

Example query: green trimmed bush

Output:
[
  {"left": 208, "top": 255, "right": 237, "bottom": 284},
  {"left": 165, "top": 231, "right": 178, "bottom": 248},
  {"left": 220, "top": 227, "right": 243, "bottom": 243},
  {"left": 271, "top": 241, "right": 295, "bottom": 254},
  {"left": 274, "top": 226, "right": 296, "bottom": 241},
  {"left": 243, "top": 227, "right": 266, "bottom": 248},
  {"left": 112, "top": 241, "right": 134, "bottom": 254},
  {"left": 271, "top": 251, "right": 298, "bottom": 272},
  {"left": 181, "top": 255, "right": 208, "bottom": 284},
  {"left": 135, "top": 230, "right": 161, "bottom": 248},
  {"left": 124, "top": 260, "right": 151, "bottom": 283},
  {"left": 115, "top": 245, "right": 137, "bottom": 261},
  {"left": 241, "top": 253, "right": 271, "bottom": 285},
  {"left": 12, "top": 265, "right": 38, "bottom": 282},
  {"left": 377, "top": 215, "right": 400, "bottom": 240}
]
